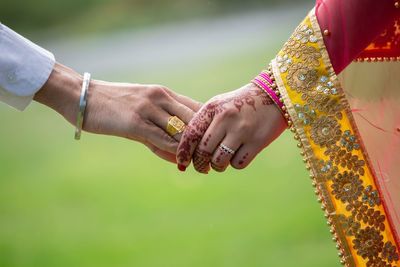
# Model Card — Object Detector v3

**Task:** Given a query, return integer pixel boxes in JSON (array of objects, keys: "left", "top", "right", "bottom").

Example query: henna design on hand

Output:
[
  {"left": 215, "top": 150, "right": 225, "bottom": 163},
  {"left": 203, "top": 134, "right": 211, "bottom": 147},
  {"left": 193, "top": 148, "right": 213, "bottom": 173},
  {"left": 238, "top": 153, "right": 249, "bottom": 166},
  {"left": 177, "top": 103, "right": 216, "bottom": 164},
  {"left": 256, "top": 89, "right": 276, "bottom": 106},
  {"left": 211, "top": 162, "right": 226, "bottom": 172},
  {"left": 210, "top": 148, "right": 231, "bottom": 172},
  {"left": 221, "top": 87, "right": 274, "bottom": 112},
  {"left": 177, "top": 86, "right": 274, "bottom": 168}
]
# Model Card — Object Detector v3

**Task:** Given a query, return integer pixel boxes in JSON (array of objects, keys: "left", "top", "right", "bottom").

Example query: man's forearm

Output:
[{"left": 33, "top": 63, "right": 82, "bottom": 125}]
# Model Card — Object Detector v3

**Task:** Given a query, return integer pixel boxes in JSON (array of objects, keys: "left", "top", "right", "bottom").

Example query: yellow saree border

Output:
[{"left": 271, "top": 9, "right": 400, "bottom": 267}]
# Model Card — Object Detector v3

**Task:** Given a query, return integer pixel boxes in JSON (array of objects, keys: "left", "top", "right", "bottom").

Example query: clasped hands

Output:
[
  {"left": 85, "top": 81, "right": 287, "bottom": 174},
  {"left": 92, "top": 82, "right": 287, "bottom": 174},
  {"left": 35, "top": 63, "right": 287, "bottom": 173}
]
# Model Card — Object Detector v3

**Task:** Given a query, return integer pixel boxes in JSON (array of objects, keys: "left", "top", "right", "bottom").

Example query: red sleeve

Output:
[{"left": 315, "top": 0, "right": 399, "bottom": 73}]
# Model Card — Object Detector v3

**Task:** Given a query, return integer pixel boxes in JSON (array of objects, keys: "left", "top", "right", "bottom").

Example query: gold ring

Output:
[{"left": 166, "top": 116, "right": 186, "bottom": 136}]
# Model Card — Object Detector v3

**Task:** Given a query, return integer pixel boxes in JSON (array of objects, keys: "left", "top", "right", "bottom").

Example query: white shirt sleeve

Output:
[{"left": 0, "top": 23, "right": 55, "bottom": 110}]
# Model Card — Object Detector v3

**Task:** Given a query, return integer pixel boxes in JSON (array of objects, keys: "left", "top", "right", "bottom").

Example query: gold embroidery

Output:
[
  {"left": 310, "top": 116, "right": 341, "bottom": 147},
  {"left": 270, "top": 10, "right": 400, "bottom": 267},
  {"left": 331, "top": 171, "right": 363, "bottom": 203},
  {"left": 338, "top": 214, "right": 361, "bottom": 236},
  {"left": 324, "top": 144, "right": 365, "bottom": 176},
  {"left": 287, "top": 62, "right": 318, "bottom": 94},
  {"left": 383, "top": 242, "right": 400, "bottom": 263},
  {"left": 353, "top": 227, "right": 384, "bottom": 259},
  {"left": 283, "top": 40, "right": 321, "bottom": 67}
]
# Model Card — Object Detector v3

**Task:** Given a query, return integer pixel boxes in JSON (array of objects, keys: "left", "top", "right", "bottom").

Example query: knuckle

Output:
[
  {"left": 147, "top": 86, "right": 169, "bottom": 99},
  {"left": 176, "top": 106, "right": 192, "bottom": 121},
  {"left": 134, "top": 100, "right": 152, "bottom": 114},
  {"left": 203, "top": 102, "right": 216, "bottom": 112},
  {"left": 237, "top": 121, "right": 255, "bottom": 133},
  {"left": 222, "top": 108, "right": 238, "bottom": 119}
]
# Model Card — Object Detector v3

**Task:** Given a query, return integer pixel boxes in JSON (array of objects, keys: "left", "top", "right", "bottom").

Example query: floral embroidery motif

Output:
[
  {"left": 341, "top": 130, "right": 361, "bottom": 152},
  {"left": 353, "top": 227, "right": 384, "bottom": 259},
  {"left": 303, "top": 92, "right": 343, "bottom": 118},
  {"left": 332, "top": 171, "right": 364, "bottom": 203},
  {"left": 315, "top": 159, "right": 338, "bottom": 180},
  {"left": 350, "top": 201, "right": 385, "bottom": 231},
  {"left": 324, "top": 144, "right": 366, "bottom": 175},
  {"left": 277, "top": 54, "right": 293, "bottom": 73},
  {"left": 287, "top": 62, "right": 318, "bottom": 94},
  {"left": 294, "top": 104, "right": 317, "bottom": 125},
  {"left": 273, "top": 15, "right": 400, "bottom": 267},
  {"left": 338, "top": 214, "right": 361, "bottom": 236},
  {"left": 382, "top": 242, "right": 400, "bottom": 263},
  {"left": 310, "top": 116, "right": 341, "bottom": 147},
  {"left": 316, "top": 75, "right": 338, "bottom": 96},
  {"left": 283, "top": 40, "right": 321, "bottom": 67},
  {"left": 294, "top": 24, "right": 318, "bottom": 44},
  {"left": 363, "top": 185, "right": 381, "bottom": 207}
]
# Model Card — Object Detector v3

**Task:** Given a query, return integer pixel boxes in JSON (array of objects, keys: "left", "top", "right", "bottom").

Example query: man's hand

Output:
[
  {"left": 34, "top": 63, "right": 202, "bottom": 163},
  {"left": 176, "top": 83, "right": 287, "bottom": 173},
  {"left": 84, "top": 81, "right": 202, "bottom": 162}
]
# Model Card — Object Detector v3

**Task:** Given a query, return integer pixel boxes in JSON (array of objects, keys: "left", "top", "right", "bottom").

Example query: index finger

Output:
[
  {"left": 144, "top": 142, "right": 177, "bottom": 164},
  {"left": 166, "top": 90, "right": 203, "bottom": 112},
  {"left": 176, "top": 103, "right": 215, "bottom": 171}
]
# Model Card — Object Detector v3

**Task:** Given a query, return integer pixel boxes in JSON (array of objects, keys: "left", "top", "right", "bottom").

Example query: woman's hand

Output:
[
  {"left": 176, "top": 83, "right": 287, "bottom": 173},
  {"left": 34, "top": 63, "right": 202, "bottom": 163}
]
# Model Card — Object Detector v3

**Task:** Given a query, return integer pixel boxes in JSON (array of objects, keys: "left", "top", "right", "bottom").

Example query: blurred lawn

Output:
[
  {"left": 1, "top": 0, "right": 312, "bottom": 36},
  {"left": 0, "top": 45, "right": 339, "bottom": 266}
]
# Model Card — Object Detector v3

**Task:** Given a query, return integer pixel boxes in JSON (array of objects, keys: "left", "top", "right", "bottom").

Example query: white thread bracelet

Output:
[{"left": 74, "top": 72, "right": 91, "bottom": 140}]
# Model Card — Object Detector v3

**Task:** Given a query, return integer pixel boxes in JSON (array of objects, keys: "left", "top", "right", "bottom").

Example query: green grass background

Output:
[{"left": 0, "top": 44, "right": 340, "bottom": 266}]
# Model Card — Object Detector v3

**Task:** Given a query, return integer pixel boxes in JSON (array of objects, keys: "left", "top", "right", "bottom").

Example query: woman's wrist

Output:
[
  {"left": 34, "top": 62, "right": 82, "bottom": 125},
  {"left": 251, "top": 65, "right": 291, "bottom": 127}
]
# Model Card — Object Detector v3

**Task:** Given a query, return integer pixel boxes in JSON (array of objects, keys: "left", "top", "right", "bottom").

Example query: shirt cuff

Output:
[
  {"left": 0, "top": 23, "right": 55, "bottom": 110},
  {"left": 0, "top": 89, "right": 33, "bottom": 111}
]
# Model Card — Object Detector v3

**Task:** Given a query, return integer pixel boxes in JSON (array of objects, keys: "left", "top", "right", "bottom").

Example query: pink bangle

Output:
[
  {"left": 252, "top": 78, "right": 284, "bottom": 111},
  {"left": 251, "top": 65, "right": 292, "bottom": 127},
  {"left": 259, "top": 72, "right": 274, "bottom": 85}
]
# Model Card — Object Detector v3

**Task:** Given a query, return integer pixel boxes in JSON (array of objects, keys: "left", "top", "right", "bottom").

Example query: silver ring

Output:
[{"left": 219, "top": 144, "right": 236, "bottom": 155}]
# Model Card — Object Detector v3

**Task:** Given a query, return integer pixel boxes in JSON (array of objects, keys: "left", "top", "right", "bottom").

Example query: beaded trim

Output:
[
  {"left": 270, "top": 9, "right": 400, "bottom": 267},
  {"left": 354, "top": 57, "right": 400, "bottom": 63}
]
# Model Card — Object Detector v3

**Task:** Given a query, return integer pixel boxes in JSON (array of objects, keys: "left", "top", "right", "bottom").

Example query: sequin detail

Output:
[{"left": 271, "top": 13, "right": 400, "bottom": 267}]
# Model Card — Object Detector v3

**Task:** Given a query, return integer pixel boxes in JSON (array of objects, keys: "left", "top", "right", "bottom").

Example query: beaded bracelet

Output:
[{"left": 251, "top": 65, "right": 292, "bottom": 127}]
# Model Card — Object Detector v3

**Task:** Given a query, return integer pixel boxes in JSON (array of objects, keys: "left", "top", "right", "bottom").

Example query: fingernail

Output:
[{"left": 178, "top": 164, "right": 187, "bottom": 172}]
